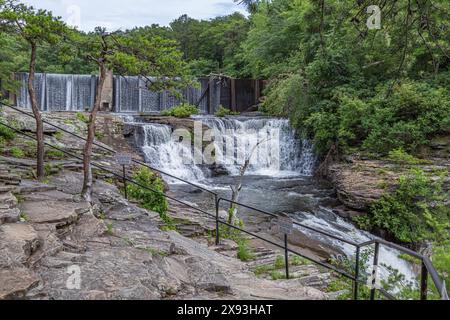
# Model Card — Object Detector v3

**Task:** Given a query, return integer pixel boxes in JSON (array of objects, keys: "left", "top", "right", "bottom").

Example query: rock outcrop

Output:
[
  {"left": 0, "top": 170, "right": 328, "bottom": 300},
  {"left": 327, "top": 159, "right": 450, "bottom": 213}
]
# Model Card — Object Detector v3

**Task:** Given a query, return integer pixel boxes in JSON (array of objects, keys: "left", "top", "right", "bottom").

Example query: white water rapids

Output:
[{"left": 123, "top": 115, "right": 418, "bottom": 292}]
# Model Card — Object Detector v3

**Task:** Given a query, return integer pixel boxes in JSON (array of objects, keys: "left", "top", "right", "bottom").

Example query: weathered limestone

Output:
[
  {"left": 0, "top": 268, "right": 40, "bottom": 300},
  {"left": 328, "top": 159, "right": 450, "bottom": 213},
  {"left": 19, "top": 200, "right": 90, "bottom": 226},
  {"left": 0, "top": 223, "right": 40, "bottom": 267},
  {"left": 0, "top": 191, "right": 20, "bottom": 225}
]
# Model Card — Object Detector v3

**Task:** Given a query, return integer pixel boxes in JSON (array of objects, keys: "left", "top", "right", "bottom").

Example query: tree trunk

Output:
[
  {"left": 28, "top": 43, "right": 45, "bottom": 180},
  {"left": 81, "top": 63, "right": 106, "bottom": 202}
]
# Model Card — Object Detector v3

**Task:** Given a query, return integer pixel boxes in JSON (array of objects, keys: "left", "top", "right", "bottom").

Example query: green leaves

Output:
[
  {"left": 355, "top": 168, "right": 450, "bottom": 244},
  {"left": 126, "top": 167, "right": 168, "bottom": 217},
  {"left": 161, "top": 104, "right": 199, "bottom": 118},
  {"left": 244, "top": 0, "right": 450, "bottom": 157}
]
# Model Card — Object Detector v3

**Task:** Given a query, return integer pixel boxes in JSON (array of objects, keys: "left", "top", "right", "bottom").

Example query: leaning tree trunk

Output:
[
  {"left": 81, "top": 63, "right": 106, "bottom": 202},
  {"left": 28, "top": 43, "right": 45, "bottom": 181}
]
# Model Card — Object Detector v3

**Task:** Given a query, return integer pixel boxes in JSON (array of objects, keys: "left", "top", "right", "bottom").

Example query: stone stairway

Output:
[{"left": 0, "top": 164, "right": 21, "bottom": 225}]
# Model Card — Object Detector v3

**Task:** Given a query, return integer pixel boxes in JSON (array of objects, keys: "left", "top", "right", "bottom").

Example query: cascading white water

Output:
[
  {"left": 294, "top": 207, "right": 417, "bottom": 288},
  {"left": 141, "top": 123, "right": 206, "bottom": 182},
  {"left": 197, "top": 116, "right": 316, "bottom": 177},
  {"left": 129, "top": 116, "right": 316, "bottom": 182},
  {"left": 16, "top": 73, "right": 95, "bottom": 111}
]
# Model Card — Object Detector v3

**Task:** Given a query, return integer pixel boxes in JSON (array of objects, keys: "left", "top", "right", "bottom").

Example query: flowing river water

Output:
[{"left": 123, "top": 115, "right": 418, "bottom": 292}]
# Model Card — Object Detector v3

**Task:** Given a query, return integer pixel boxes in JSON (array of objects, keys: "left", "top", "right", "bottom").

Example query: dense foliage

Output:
[{"left": 243, "top": 0, "right": 450, "bottom": 156}]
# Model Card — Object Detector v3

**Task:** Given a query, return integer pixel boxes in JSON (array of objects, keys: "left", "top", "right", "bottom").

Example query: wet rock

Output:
[{"left": 208, "top": 164, "right": 229, "bottom": 177}]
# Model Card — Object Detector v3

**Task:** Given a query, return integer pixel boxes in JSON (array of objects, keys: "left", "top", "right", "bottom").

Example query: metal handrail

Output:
[
  {"left": 0, "top": 102, "right": 217, "bottom": 195},
  {"left": 217, "top": 197, "right": 449, "bottom": 300},
  {"left": 0, "top": 121, "right": 216, "bottom": 221},
  {"left": 356, "top": 239, "right": 449, "bottom": 300},
  {"left": 1, "top": 103, "right": 448, "bottom": 300}
]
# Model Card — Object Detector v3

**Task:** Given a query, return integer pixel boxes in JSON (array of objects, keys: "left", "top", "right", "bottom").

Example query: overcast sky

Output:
[{"left": 22, "top": 0, "right": 247, "bottom": 31}]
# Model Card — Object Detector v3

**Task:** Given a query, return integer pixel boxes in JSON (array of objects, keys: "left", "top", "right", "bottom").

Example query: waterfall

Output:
[
  {"left": 141, "top": 123, "right": 206, "bottom": 182},
  {"left": 197, "top": 116, "right": 316, "bottom": 177},
  {"left": 16, "top": 73, "right": 96, "bottom": 111},
  {"left": 128, "top": 116, "right": 316, "bottom": 182}
]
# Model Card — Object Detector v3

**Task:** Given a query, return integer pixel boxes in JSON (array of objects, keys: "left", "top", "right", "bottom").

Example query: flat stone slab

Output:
[
  {"left": 15, "top": 181, "right": 57, "bottom": 194},
  {"left": 0, "top": 223, "right": 40, "bottom": 267},
  {"left": 0, "top": 268, "right": 40, "bottom": 300},
  {"left": 20, "top": 201, "right": 90, "bottom": 226}
]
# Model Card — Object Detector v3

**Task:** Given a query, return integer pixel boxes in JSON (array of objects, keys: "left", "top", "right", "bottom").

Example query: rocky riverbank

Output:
[{"left": 327, "top": 143, "right": 450, "bottom": 219}]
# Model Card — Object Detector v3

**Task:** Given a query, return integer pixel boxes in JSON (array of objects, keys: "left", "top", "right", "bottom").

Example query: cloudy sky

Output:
[{"left": 22, "top": 0, "right": 247, "bottom": 31}]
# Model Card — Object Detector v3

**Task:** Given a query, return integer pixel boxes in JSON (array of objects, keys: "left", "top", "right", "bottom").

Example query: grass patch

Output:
[
  {"left": 141, "top": 247, "right": 168, "bottom": 257},
  {"left": 20, "top": 213, "right": 30, "bottom": 222},
  {"left": 54, "top": 131, "right": 63, "bottom": 140},
  {"left": 236, "top": 239, "right": 255, "bottom": 262},
  {"left": 9, "top": 146, "right": 24, "bottom": 158},
  {"left": 76, "top": 112, "right": 89, "bottom": 124},
  {"left": 105, "top": 222, "right": 114, "bottom": 236},
  {"left": 270, "top": 270, "right": 286, "bottom": 280},
  {"left": 46, "top": 149, "right": 65, "bottom": 160}
]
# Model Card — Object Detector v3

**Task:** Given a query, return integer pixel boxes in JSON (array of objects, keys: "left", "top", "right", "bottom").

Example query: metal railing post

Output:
[
  {"left": 215, "top": 195, "right": 220, "bottom": 246},
  {"left": 421, "top": 261, "right": 428, "bottom": 301},
  {"left": 284, "top": 234, "right": 289, "bottom": 279},
  {"left": 354, "top": 246, "right": 361, "bottom": 300},
  {"left": 370, "top": 242, "right": 380, "bottom": 301},
  {"left": 122, "top": 165, "right": 128, "bottom": 200}
]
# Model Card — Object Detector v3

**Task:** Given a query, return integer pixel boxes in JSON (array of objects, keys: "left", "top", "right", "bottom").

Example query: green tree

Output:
[
  {"left": 75, "top": 28, "right": 192, "bottom": 201},
  {"left": 0, "top": 0, "right": 67, "bottom": 180}
]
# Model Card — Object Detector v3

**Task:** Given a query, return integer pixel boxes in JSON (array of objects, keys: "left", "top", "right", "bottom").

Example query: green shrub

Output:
[
  {"left": 274, "top": 255, "right": 285, "bottom": 269},
  {"left": 361, "top": 82, "right": 450, "bottom": 155},
  {"left": 270, "top": 270, "right": 286, "bottom": 280},
  {"left": 54, "top": 131, "right": 63, "bottom": 140},
  {"left": 355, "top": 169, "right": 450, "bottom": 244},
  {"left": 126, "top": 167, "right": 168, "bottom": 217},
  {"left": 215, "top": 106, "right": 239, "bottom": 117},
  {"left": 76, "top": 112, "right": 89, "bottom": 124},
  {"left": 432, "top": 242, "right": 450, "bottom": 293},
  {"left": 46, "top": 149, "right": 65, "bottom": 159},
  {"left": 387, "top": 148, "right": 431, "bottom": 165},
  {"left": 162, "top": 103, "right": 199, "bottom": 118},
  {"left": 9, "top": 146, "right": 24, "bottom": 158},
  {"left": 0, "top": 118, "right": 16, "bottom": 142},
  {"left": 236, "top": 239, "right": 254, "bottom": 262},
  {"left": 264, "top": 77, "right": 450, "bottom": 156}
]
